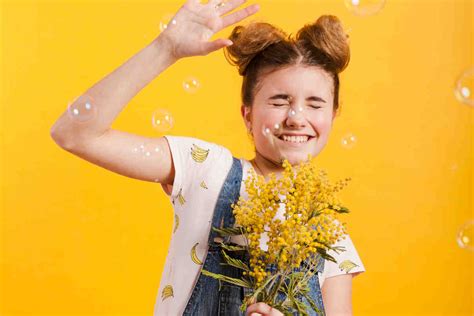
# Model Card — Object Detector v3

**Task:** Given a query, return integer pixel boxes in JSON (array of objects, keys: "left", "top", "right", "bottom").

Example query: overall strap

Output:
[{"left": 207, "top": 156, "right": 243, "bottom": 247}]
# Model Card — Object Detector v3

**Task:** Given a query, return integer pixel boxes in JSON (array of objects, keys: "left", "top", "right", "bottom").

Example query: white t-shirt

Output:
[{"left": 154, "top": 135, "right": 365, "bottom": 316}]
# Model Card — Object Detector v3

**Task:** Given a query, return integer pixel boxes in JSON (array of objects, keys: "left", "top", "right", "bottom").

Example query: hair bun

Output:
[
  {"left": 224, "top": 22, "right": 288, "bottom": 76},
  {"left": 296, "top": 15, "right": 350, "bottom": 73}
]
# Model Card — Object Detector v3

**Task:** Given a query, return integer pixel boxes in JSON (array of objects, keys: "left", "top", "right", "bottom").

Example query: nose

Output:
[{"left": 285, "top": 106, "right": 307, "bottom": 129}]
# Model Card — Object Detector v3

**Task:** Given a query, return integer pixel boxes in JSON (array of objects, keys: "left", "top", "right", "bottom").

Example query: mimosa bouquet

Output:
[{"left": 201, "top": 155, "right": 351, "bottom": 315}]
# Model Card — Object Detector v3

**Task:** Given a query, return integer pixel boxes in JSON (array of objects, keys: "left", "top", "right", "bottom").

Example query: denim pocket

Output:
[{"left": 218, "top": 283, "right": 244, "bottom": 316}]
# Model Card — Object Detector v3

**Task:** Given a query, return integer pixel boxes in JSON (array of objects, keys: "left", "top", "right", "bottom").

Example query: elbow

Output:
[{"left": 50, "top": 126, "right": 76, "bottom": 150}]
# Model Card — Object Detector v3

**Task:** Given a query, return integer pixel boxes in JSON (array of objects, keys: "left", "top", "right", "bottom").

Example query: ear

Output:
[{"left": 241, "top": 104, "right": 252, "bottom": 131}]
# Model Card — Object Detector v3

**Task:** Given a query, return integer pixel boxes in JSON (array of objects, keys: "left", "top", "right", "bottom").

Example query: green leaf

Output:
[
  {"left": 220, "top": 249, "right": 250, "bottom": 272},
  {"left": 317, "top": 240, "right": 346, "bottom": 254},
  {"left": 301, "top": 291, "right": 323, "bottom": 316},
  {"left": 220, "top": 243, "right": 248, "bottom": 252},
  {"left": 316, "top": 247, "right": 337, "bottom": 263},
  {"left": 287, "top": 272, "right": 305, "bottom": 293},
  {"left": 330, "top": 245, "right": 346, "bottom": 254},
  {"left": 293, "top": 296, "right": 311, "bottom": 316},
  {"left": 211, "top": 226, "right": 245, "bottom": 237},
  {"left": 245, "top": 273, "right": 279, "bottom": 307},
  {"left": 333, "top": 205, "right": 350, "bottom": 213},
  {"left": 285, "top": 293, "right": 307, "bottom": 316},
  {"left": 200, "top": 269, "right": 253, "bottom": 288},
  {"left": 309, "top": 204, "right": 350, "bottom": 219},
  {"left": 309, "top": 209, "right": 323, "bottom": 219},
  {"left": 267, "top": 273, "right": 284, "bottom": 303}
]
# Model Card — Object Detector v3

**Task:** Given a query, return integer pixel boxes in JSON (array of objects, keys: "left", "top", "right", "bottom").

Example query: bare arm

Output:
[
  {"left": 50, "top": 0, "right": 259, "bottom": 184},
  {"left": 50, "top": 35, "right": 177, "bottom": 145},
  {"left": 322, "top": 274, "right": 353, "bottom": 316}
]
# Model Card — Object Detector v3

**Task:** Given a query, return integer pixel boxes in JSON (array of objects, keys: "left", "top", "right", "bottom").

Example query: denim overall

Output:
[{"left": 183, "top": 157, "right": 326, "bottom": 315}]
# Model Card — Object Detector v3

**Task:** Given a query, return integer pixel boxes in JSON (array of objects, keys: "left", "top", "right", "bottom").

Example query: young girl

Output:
[{"left": 50, "top": 0, "right": 365, "bottom": 315}]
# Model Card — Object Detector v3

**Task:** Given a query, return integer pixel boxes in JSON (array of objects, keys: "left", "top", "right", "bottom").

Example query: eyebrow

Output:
[{"left": 268, "top": 94, "right": 326, "bottom": 103}]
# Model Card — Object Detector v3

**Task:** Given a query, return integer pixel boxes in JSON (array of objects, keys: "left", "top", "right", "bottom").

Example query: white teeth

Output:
[{"left": 281, "top": 135, "right": 309, "bottom": 143}]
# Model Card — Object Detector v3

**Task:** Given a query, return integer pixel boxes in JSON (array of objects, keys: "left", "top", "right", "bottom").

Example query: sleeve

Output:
[
  {"left": 321, "top": 233, "right": 366, "bottom": 281},
  {"left": 162, "top": 135, "right": 231, "bottom": 204}
]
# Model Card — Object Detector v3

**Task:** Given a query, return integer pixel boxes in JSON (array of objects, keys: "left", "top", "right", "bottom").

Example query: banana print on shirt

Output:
[
  {"left": 155, "top": 136, "right": 365, "bottom": 315},
  {"left": 161, "top": 285, "right": 174, "bottom": 301},
  {"left": 190, "top": 242, "right": 204, "bottom": 265},
  {"left": 177, "top": 188, "right": 186, "bottom": 205},
  {"left": 338, "top": 260, "right": 359, "bottom": 273},
  {"left": 191, "top": 144, "right": 210, "bottom": 163},
  {"left": 174, "top": 214, "right": 179, "bottom": 233}
]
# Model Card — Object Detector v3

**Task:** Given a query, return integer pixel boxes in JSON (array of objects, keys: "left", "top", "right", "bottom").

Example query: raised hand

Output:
[{"left": 158, "top": 0, "right": 260, "bottom": 59}]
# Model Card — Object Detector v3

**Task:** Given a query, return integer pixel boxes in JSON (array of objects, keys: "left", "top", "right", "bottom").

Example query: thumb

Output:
[{"left": 202, "top": 38, "right": 233, "bottom": 54}]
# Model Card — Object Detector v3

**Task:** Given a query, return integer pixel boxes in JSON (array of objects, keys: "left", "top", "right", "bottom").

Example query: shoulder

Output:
[
  {"left": 320, "top": 233, "right": 366, "bottom": 285},
  {"left": 163, "top": 135, "right": 233, "bottom": 165},
  {"left": 163, "top": 135, "right": 235, "bottom": 197},
  {"left": 164, "top": 135, "right": 230, "bottom": 154}
]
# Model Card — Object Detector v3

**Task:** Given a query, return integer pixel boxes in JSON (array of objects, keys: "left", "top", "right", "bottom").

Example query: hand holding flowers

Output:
[{"left": 202, "top": 155, "right": 351, "bottom": 315}]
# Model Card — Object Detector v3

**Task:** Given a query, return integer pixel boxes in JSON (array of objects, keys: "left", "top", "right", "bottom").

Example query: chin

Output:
[{"left": 280, "top": 152, "right": 315, "bottom": 166}]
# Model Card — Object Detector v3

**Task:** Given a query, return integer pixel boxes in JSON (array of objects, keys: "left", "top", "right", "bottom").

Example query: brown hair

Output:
[{"left": 223, "top": 15, "right": 350, "bottom": 113}]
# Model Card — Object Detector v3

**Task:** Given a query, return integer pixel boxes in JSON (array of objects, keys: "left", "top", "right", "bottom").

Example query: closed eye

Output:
[{"left": 272, "top": 104, "right": 322, "bottom": 109}]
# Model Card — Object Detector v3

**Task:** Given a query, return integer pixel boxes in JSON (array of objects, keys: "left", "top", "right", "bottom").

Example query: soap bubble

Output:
[
  {"left": 182, "top": 76, "right": 201, "bottom": 94},
  {"left": 456, "top": 220, "right": 473, "bottom": 251},
  {"left": 262, "top": 122, "right": 284, "bottom": 163},
  {"left": 159, "top": 13, "right": 177, "bottom": 32},
  {"left": 132, "top": 142, "right": 164, "bottom": 159},
  {"left": 262, "top": 122, "right": 282, "bottom": 138},
  {"left": 67, "top": 94, "right": 97, "bottom": 123},
  {"left": 341, "top": 132, "right": 357, "bottom": 149},
  {"left": 449, "top": 163, "right": 459, "bottom": 173},
  {"left": 344, "top": 0, "right": 386, "bottom": 16},
  {"left": 454, "top": 67, "right": 473, "bottom": 107},
  {"left": 287, "top": 105, "right": 304, "bottom": 119},
  {"left": 152, "top": 108, "right": 174, "bottom": 133}
]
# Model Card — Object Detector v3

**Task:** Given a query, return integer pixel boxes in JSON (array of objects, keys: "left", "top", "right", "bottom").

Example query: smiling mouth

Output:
[{"left": 277, "top": 135, "right": 316, "bottom": 143}]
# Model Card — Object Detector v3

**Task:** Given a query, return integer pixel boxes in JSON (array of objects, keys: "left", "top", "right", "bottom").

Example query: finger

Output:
[
  {"left": 221, "top": 3, "right": 260, "bottom": 29},
  {"left": 189, "top": 0, "right": 203, "bottom": 5},
  {"left": 215, "top": 0, "right": 245, "bottom": 15},
  {"left": 246, "top": 302, "right": 273, "bottom": 315},
  {"left": 208, "top": 0, "right": 222, "bottom": 5},
  {"left": 201, "top": 38, "right": 233, "bottom": 54}
]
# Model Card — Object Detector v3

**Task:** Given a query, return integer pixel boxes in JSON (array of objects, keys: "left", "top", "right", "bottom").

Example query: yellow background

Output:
[{"left": 1, "top": 0, "right": 473, "bottom": 315}]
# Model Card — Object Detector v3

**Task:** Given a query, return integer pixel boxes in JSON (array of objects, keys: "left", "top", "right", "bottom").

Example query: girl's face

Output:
[{"left": 242, "top": 64, "right": 336, "bottom": 168}]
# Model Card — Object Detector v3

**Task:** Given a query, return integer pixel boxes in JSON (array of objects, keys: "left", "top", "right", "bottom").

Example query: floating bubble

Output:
[
  {"left": 341, "top": 132, "right": 357, "bottom": 149},
  {"left": 132, "top": 141, "right": 164, "bottom": 158},
  {"left": 159, "top": 13, "right": 177, "bottom": 32},
  {"left": 454, "top": 67, "right": 473, "bottom": 107},
  {"left": 182, "top": 76, "right": 201, "bottom": 94},
  {"left": 287, "top": 105, "right": 304, "bottom": 119},
  {"left": 261, "top": 122, "right": 284, "bottom": 162},
  {"left": 449, "top": 162, "right": 459, "bottom": 173},
  {"left": 202, "top": 29, "right": 214, "bottom": 41},
  {"left": 67, "top": 94, "right": 97, "bottom": 123},
  {"left": 152, "top": 108, "right": 174, "bottom": 133},
  {"left": 345, "top": 27, "right": 352, "bottom": 37},
  {"left": 344, "top": 0, "right": 386, "bottom": 16},
  {"left": 262, "top": 122, "right": 282, "bottom": 138},
  {"left": 456, "top": 220, "right": 474, "bottom": 251}
]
